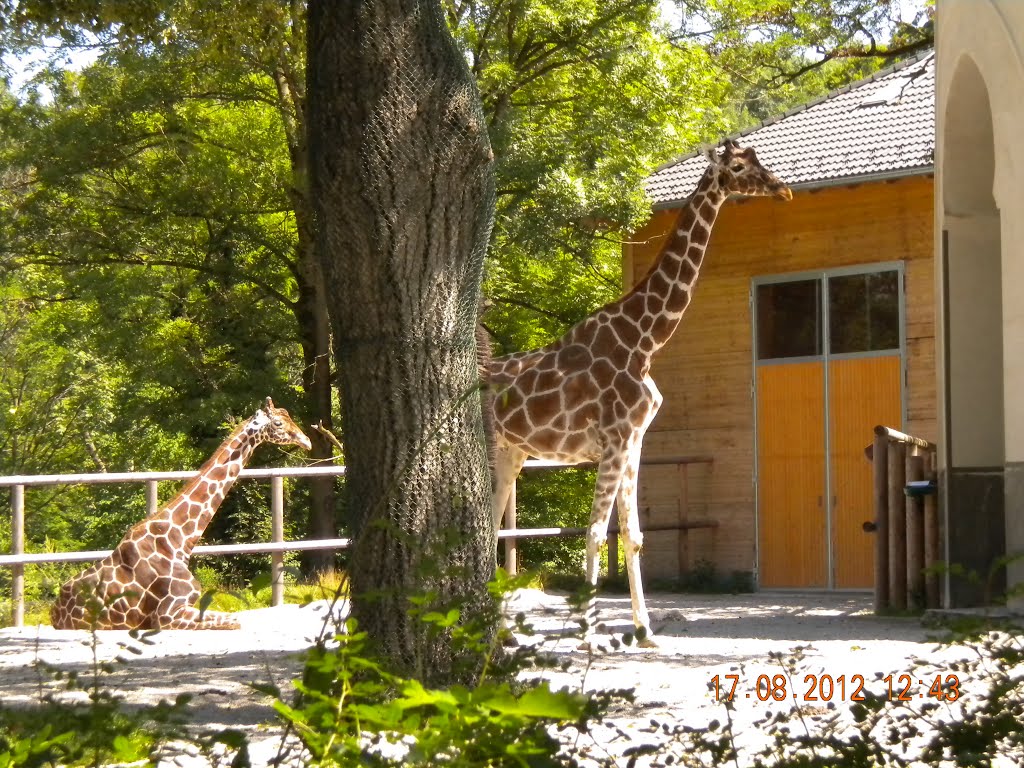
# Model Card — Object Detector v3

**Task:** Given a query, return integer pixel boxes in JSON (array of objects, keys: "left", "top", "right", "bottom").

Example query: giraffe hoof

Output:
[{"left": 637, "top": 635, "right": 658, "bottom": 649}]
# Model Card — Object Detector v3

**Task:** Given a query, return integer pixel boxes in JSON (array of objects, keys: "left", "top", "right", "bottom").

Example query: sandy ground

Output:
[{"left": 0, "top": 590, "right": 978, "bottom": 765}]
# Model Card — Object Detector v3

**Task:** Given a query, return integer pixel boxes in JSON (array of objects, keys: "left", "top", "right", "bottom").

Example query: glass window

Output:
[
  {"left": 828, "top": 271, "right": 900, "bottom": 354},
  {"left": 756, "top": 279, "right": 822, "bottom": 360}
]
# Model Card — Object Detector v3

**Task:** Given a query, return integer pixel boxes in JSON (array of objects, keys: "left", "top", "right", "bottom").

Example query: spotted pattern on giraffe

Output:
[
  {"left": 50, "top": 397, "right": 312, "bottom": 631},
  {"left": 486, "top": 140, "right": 791, "bottom": 643}
]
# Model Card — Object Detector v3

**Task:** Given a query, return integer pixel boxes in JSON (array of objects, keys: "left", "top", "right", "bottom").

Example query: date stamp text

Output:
[{"left": 710, "top": 673, "right": 962, "bottom": 703}]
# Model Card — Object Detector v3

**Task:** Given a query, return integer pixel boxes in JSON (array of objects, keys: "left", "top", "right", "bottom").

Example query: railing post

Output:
[
  {"left": 924, "top": 470, "right": 940, "bottom": 609},
  {"left": 503, "top": 479, "right": 517, "bottom": 575},
  {"left": 888, "top": 442, "right": 907, "bottom": 611},
  {"left": 11, "top": 484, "right": 24, "bottom": 628},
  {"left": 145, "top": 480, "right": 158, "bottom": 516},
  {"left": 271, "top": 476, "right": 284, "bottom": 607}
]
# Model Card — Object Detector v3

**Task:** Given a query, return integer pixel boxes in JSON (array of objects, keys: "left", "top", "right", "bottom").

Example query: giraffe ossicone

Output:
[
  {"left": 50, "top": 397, "right": 313, "bottom": 631},
  {"left": 487, "top": 139, "right": 791, "bottom": 645}
]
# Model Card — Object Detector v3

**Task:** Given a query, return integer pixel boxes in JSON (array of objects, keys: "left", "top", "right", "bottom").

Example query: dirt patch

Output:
[{"left": 0, "top": 591, "right": 963, "bottom": 765}]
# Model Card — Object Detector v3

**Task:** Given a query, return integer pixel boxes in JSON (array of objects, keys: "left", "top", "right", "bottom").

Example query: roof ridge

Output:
[{"left": 652, "top": 48, "right": 935, "bottom": 174}]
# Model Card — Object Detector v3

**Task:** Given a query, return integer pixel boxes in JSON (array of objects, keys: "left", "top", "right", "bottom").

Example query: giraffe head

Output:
[
  {"left": 704, "top": 139, "right": 792, "bottom": 201},
  {"left": 254, "top": 397, "right": 313, "bottom": 451}
]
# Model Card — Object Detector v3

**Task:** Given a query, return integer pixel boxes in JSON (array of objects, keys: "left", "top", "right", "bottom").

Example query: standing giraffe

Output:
[
  {"left": 488, "top": 140, "right": 791, "bottom": 643},
  {"left": 51, "top": 397, "right": 312, "bottom": 630}
]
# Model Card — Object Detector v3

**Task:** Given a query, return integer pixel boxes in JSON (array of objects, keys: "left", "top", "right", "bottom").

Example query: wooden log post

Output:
[
  {"left": 887, "top": 442, "right": 907, "bottom": 610},
  {"left": 677, "top": 463, "right": 689, "bottom": 577},
  {"left": 872, "top": 432, "right": 890, "bottom": 613},
  {"left": 905, "top": 454, "right": 926, "bottom": 610},
  {"left": 924, "top": 475, "right": 940, "bottom": 608}
]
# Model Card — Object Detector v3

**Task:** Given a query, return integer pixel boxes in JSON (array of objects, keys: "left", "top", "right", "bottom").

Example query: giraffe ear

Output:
[
  {"left": 721, "top": 138, "right": 742, "bottom": 162},
  {"left": 702, "top": 143, "right": 723, "bottom": 166}
]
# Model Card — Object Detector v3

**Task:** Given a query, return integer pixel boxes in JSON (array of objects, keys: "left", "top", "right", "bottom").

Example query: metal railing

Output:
[{"left": 2, "top": 455, "right": 713, "bottom": 627}]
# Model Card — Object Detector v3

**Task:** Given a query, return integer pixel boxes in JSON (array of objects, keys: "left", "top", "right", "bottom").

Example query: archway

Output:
[{"left": 941, "top": 54, "right": 1005, "bottom": 607}]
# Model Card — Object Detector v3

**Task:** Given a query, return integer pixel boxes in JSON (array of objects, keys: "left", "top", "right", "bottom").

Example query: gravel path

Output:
[{"left": 0, "top": 590, "right": 969, "bottom": 765}]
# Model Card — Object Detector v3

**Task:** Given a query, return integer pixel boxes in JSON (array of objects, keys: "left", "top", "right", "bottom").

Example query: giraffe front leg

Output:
[
  {"left": 154, "top": 583, "right": 241, "bottom": 630},
  {"left": 159, "top": 603, "right": 242, "bottom": 630},
  {"left": 617, "top": 440, "right": 655, "bottom": 648}
]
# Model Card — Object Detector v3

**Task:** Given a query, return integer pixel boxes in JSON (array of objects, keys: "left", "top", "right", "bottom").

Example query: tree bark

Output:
[{"left": 307, "top": 0, "right": 495, "bottom": 679}]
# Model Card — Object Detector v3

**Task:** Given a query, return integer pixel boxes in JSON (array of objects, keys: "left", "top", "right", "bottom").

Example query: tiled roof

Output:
[{"left": 646, "top": 51, "right": 935, "bottom": 207}]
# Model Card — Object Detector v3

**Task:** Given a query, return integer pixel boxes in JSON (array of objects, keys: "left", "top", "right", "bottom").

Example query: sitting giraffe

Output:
[
  {"left": 488, "top": 140, "right": 791, "bottom": 644},
  {"left": 51, "top": 397, "right": 312, "bottom": 630}
]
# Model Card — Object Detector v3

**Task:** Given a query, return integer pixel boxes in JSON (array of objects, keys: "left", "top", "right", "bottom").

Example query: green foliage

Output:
[
  {"left": 276, "top": 625, "right": 594, "bottom": 766},
  {"left": 0, "top": 3, "right": 318, "bottom": 580},
  {"left": 664, "top": 0, "right": 933, "bottom": 128},
  {"left": 462, "top": 0, "right": 733, "bottom": 352}
]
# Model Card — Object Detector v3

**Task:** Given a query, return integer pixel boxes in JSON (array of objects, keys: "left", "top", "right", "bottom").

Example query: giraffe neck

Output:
[
  {"left": 157, "top": 420, "right": 265, "bottom": 559},
  {"left": 622, "top": 167, "right": 726, "bottom": 356}
]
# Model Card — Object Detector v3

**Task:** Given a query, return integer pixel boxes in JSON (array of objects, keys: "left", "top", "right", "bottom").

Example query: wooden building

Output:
[{"left": 625, "top": 54, "right": 936, "bottom": 590}]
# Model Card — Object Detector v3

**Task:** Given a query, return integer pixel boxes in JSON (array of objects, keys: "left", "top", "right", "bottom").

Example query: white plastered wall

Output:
[{"left": 936, "top": 0, "right": 1024, "bottom": 600}]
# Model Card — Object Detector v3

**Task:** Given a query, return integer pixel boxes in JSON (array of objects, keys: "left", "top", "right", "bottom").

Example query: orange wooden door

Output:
[
  {"left": 756, "top": 363, "right": 828, "bottom": 588},
  {"left": 828, "top": 355, "right": 903, "bottom": 588}
]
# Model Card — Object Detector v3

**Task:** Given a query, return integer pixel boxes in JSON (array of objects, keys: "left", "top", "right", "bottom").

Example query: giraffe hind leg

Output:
[{"left": 617, "top": 443, "right": 656, "bottom": 647}]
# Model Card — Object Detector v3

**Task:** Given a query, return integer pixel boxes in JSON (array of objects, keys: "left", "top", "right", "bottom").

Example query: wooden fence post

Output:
[
  {"left": 873, "top": 432, "right": 890, "bottom": 613},
  {"left": 888, "top": 442, "right": 907, "bottom": 610},
  {"left": 11, "top": 484, "right": 24, "bottom": 628},
  {"left": 271, "top": 476, "right": 284, "bottom": 607},
  {"left": 906, "top": 454, "right": 925, "bottom": 609}
]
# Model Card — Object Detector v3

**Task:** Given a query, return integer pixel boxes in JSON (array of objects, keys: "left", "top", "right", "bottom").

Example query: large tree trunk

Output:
[{"left": 307, "top": 0, "right": 495, "bottom": 679}]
